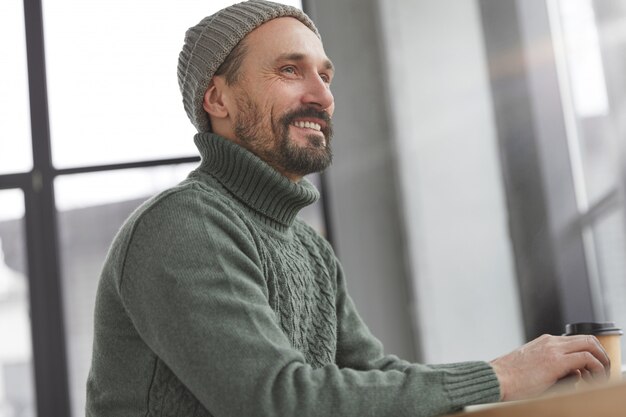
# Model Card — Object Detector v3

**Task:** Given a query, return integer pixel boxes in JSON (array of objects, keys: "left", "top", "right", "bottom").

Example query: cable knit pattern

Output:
[
  {"left": 190, "top": 133, "right": 338, "bottom": 368},
  {"left": 147, "top": 359, "right": 211, "bottom": 417},
  {"left": 86, "top": 133, "right": 501, "bottom": 417},
  {"left": 261, "top": 225, "right": 337, "bottom": 368}
]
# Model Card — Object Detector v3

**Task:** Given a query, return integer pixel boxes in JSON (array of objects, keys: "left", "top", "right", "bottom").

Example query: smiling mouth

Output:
[{"left": 292, "top": 120, "right": 322, "bottom": 131}]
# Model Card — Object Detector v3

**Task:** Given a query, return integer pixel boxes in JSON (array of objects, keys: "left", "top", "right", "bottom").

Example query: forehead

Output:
[{"left": 243, "top": 17, "right": 329, "bottom": 64}]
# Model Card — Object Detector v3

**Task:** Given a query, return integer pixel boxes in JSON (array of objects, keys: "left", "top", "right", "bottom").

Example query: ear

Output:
[{"left": 202, "top": 77, "right": 230, "bottom": 119}]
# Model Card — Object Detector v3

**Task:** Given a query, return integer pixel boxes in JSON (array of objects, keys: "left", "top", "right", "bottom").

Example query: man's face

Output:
[{"left": 224, "top": 17, "right": 335, "bottom": 181}]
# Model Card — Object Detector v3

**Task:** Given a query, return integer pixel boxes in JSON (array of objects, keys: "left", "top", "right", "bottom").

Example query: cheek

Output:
[
  {"left": 248, "top": 96, "right": 275, "bottom": 126},
  {"left": 255, "top": 81, "right": 304, "bottom": 121}
]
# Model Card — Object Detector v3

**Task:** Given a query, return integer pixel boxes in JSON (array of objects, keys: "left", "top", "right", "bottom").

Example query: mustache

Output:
[{"left": 281, "top": 107, "right": 333, "bottom": 138}]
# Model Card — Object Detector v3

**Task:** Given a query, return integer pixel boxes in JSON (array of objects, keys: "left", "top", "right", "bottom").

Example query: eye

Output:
[
  {"left": 280, "top": 65, "right": 297, "bottom": 76},
  {"left": 320, "top": 73, "right": 331, "bottom": 84}
]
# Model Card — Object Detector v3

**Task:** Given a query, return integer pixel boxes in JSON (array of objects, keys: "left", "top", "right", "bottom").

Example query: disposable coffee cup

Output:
[{"left": 564, "top": 322, "right": 623, "bottom": 381}]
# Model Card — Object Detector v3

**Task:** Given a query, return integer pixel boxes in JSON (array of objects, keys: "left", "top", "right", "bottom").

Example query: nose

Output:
[{"left": 301, "top": 74, "right": 334, "bottom": 112}]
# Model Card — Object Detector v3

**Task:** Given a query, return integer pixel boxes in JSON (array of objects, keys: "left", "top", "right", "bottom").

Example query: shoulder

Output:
[
  {"left": 124, "top": 179, "right": 250, "bottom": 238},
  {"left": 106, "top": 180, "right": 261, "bottom": 288}
]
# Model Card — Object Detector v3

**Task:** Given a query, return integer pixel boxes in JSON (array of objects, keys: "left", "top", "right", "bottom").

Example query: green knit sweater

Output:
[{"left": 86, "top": 133, "right": 501, "bottom": 417}]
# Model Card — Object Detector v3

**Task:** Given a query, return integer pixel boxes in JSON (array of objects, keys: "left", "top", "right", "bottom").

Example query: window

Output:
[
  {"left": 43, "top": 0, "right": 203, "bottom": 168},
  {"left": 16, "top": 1, "right": 319, "bottom": 415},
  {"left": 0, "top": 189, "right": 36, "bottom": 417},
  {"left": 43, "top": 0, "right": 303, "bottom": 169},
  {"left": 550, "top": 0, "right": 626, "bottom": 360},
  {"left": 480, "top": 0, "right": 626, "bottom": 356},
  {"left": 0, "top": 0, "right": 32, "bottom": 174},
  {"left": 55, "top": 164, "right": 195, "bottom": 416}
]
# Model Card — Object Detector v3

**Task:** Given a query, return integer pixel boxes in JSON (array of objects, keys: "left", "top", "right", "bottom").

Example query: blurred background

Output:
[{"left": 1, "top": 0, "right": 625, "bottom": 416}]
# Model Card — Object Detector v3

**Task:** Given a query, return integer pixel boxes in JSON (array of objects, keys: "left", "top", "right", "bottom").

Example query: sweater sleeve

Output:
[
  {"left": 334, "top": 259, "right": 415, "bottom": 372},
  {"left": 118, "top": 188, "right": 501, "bottom": 417},
  {"left": 333, "top": 253, "right": 502, "bottom": 400}
]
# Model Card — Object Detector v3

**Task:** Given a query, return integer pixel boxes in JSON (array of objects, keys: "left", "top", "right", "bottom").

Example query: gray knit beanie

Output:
[{"left": 178, "top": 0, "right": 320, "bottom": 133}]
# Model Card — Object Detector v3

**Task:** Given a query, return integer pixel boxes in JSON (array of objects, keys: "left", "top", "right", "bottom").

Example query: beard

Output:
[{"left": 233, "top": 93, "right": 333, "bottom": 178}]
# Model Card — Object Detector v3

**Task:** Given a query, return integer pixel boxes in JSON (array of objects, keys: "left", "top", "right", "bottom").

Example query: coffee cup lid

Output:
[{"left": 564, "top": 322, "right": 623, "bottom": 336}]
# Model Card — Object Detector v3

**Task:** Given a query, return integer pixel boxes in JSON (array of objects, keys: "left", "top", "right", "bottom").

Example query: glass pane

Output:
[
  {"left": 556, "top": 0, "right": 619, "bottom": 206},
  {"left": 0, "top": 189, "right": 37, "bottom": 417},
  {"left": 43, "top": 0, "right": 301, "bottom": 169},
  {"left": 0, "top": 1, "right": 33, "bottom": 174},
  {"left": 55, "top": 164, "right": 195, "bottom": 417},
  {"left": 591, "top": 207, "right": 626, "bottom": 368}
]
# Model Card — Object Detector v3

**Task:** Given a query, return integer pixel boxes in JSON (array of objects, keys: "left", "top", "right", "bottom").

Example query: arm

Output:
[
  {"left": 119, "top": 189, "right": 500, "bottom": 416},
  {"left": 333, "top": 259, "right": 413, "bottom": 372},
  {"left": 333, "top": 254, "right": 503, "bottom": 397},
  {"left": 330, "top": 236, "right": 612, "bottom": 402}
]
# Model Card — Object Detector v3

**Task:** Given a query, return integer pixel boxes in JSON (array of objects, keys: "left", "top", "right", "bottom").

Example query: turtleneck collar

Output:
[{"left": 193, "top": 132, "right": 320, "bottom": 230}]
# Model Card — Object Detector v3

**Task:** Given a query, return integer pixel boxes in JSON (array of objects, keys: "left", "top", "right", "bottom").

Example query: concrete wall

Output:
[
  {"left": 313, "top": 0, "right": 419, "bottom": 361},
  {"left": 314, "top": 0, "right": 525, "bottom": 363}
]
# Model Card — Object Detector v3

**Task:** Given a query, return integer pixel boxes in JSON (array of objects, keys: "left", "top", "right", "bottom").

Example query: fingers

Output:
[
  {"left": 563, "top": 369, "right": 582, "bottom": 381},
  {"left": 489, "top": 334, "right": 612, "bottom": 402},
  {"left": 559, "top": 335, "right": 611, "bottom": 376},
  {"left": 580, "top": 368, "right": 593, "bottom": 383},
  {"left": 565, "top": 351, "right": 608, "bottom": 381}
]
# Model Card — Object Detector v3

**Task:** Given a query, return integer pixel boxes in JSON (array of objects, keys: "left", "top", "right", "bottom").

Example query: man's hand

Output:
[{"left": 489, "top": 334, "right": 611, "bottom": 401}]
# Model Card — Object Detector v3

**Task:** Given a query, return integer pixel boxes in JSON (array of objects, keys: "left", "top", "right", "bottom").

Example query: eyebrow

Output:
[{"left": 276, "top": 52, "right": 335, "bottom": 71}]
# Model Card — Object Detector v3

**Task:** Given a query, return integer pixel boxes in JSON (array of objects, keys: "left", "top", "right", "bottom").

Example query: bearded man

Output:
[{"left": 86, "top": 1, "right": 610, "bottom": 416}]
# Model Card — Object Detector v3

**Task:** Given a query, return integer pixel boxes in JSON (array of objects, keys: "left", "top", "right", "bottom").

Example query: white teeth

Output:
[{"left": 293, "top": 121, "right": 321, "bottom": 131}]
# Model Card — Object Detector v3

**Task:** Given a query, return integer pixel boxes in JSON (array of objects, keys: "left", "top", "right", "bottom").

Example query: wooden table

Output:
[{"left": 448, "top": 381, "right": 626, "bottom": 417}]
